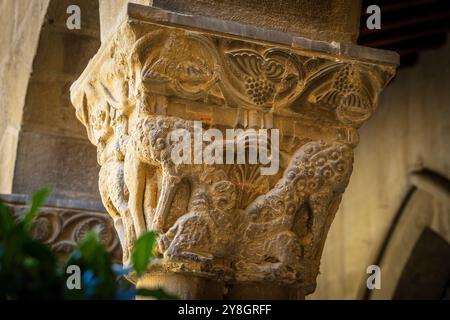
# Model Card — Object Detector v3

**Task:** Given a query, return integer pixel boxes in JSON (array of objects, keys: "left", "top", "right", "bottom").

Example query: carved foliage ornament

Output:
[
  {"left": 4, "top": 202, "right": 121, "bottom": 262},
  {"left": 127, "top": 29, "right": 394, "bottom": 127}
]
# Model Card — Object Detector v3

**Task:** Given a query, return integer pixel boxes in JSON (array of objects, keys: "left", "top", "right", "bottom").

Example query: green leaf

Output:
[
  {"left": 136, "top": 288, "right": 178, "bottom": 300},
  {"left": 67, "top": 229, "right": 113, "bottom": 277},
  {"left": 72, "top": 230, "right": 101, "bottom": 261},
  {"left": 65, "top": 229, "right": 118, "bottom": 300},
  {"left": 22, "top": 188, "right": 51, "bottom": 230},
  {"left": 131, "top": 231, "right": 156, "bottom": 277},
  {"left": 0, "top": 202, "right": 14, "bottom": 237}
]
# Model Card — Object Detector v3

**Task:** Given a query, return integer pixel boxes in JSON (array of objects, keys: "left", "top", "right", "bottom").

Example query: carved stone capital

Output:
[{"left": 71, "top": 4, "right": 398, "bottom": 298}]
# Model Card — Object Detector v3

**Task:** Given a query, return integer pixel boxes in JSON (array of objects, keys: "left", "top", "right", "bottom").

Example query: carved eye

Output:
[
  {"left": 275, "top": 200, "right": 285, "bottom": 210},
  {"left": 307, "top": 168, "right": 315, "bottom": 178},
  {"left": 157, "top": 120, "right": 169, "bottom": 130},
  {"left": 155, "top": 138, "right": 166, "bottom": 150},
  {"left": 213, "top": 181, "right": 233, "bottom": 194},
  {"left": 308, "top": 179, "right": 320, "bottom": 190},
  {"left": 317, "top": 157, "right": 326, "bottom": 166},
  {"left": 336, "top": 162, "right": 345, "bottom": 173},
  {"left": 296, "top": 182, "right": 305, "bottom": 192},
  {"left": 216, "top": 199, "right": 228, "bottom": 210},
  {"left": 322, "top": 167, "right": 334, "bottom": 178}
]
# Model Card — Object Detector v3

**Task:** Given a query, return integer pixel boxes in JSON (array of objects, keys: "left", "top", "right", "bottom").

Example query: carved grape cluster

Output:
[
  {"left": 334, "top": 65, "right": 359, "bottom": 96},
  {"left": 244, "top": 76, "right": 275, "bottom": 106}
]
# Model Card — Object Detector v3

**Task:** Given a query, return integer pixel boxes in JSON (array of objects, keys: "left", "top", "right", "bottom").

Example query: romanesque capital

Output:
[{"left": 70, "top": 4, "right": 398, "bottom": 298}]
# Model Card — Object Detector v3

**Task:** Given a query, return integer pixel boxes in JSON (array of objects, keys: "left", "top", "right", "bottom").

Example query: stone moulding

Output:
[
  {"left": 0, "top": 193, "right": 121, "bottom": 263},
  {"left": 71, "top": 4, "right": 398, "bottom": 296}
]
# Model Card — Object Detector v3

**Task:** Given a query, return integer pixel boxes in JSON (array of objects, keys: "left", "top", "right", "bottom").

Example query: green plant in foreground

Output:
[{"left": 0, "top": 188, "right": 176, "bottom": 300}]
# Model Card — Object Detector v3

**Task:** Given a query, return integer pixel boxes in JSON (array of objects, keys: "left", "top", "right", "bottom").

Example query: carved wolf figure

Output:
[{"left": 235, "top": 140, "right": 353, "bottom": 284}]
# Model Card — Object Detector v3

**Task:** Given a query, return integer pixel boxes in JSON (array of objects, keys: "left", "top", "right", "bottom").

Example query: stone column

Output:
[{"left": 70, "top": 4, "right": 398, "bottom": 299}]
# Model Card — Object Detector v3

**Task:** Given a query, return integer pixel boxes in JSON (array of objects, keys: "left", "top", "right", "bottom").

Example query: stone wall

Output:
[
  {"left": 10, "top": 0, "right": 102, "bottom": 201},
  {"left": 99, "top": 0, "right": 151, "bottom": 42},
  {"left": 0, "top": 0, "right": 50, "bottom": 193}
]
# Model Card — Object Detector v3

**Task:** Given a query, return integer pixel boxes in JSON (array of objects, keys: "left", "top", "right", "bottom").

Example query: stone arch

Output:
[
  {"left": 10, "top": 0, "right": 102, "bottom": 202},
  {"left": 367, "top": 170, "right": 450, "bottom": 299}
]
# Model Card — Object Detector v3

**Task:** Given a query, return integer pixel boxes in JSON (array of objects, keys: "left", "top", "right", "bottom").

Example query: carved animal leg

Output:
[
  {"left": 307, "top": 189, "right": 335, "bottom": 261},
  {"left": 98, "top": 162, "right": 120, "bottom": 221},
  {"left": 143, "top": 170, "right": 158, "bottom": 230},
  {"left": 112, "top": 216, "right": 126, "bottom": 250},
  {"left": 112, "top": 216, "right": 134, "bottom": 265},
  {"left": 152, "top": 173, "right": 180, "bottom": 233},
  {"left": 122, "top": 216, "right": 136, "bottom": 265},
  {"left": 98, "top": 159, "right": 135, "bottom": 264},
  {"left": 124, "top": 152, "right": 147, "bottom": 237},
  {"left": 266, "top": 230, "right": 302, "bottom": 266}
]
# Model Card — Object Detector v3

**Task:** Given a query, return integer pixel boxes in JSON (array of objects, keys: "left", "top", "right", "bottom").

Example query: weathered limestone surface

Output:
[{"left": 71, "top": 4, "right": 397, "bottom": 298}]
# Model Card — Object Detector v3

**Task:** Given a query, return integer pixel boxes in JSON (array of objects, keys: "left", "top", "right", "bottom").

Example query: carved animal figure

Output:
[
  {"left": 235, "top": 140, "right": 353, "bottom": 283},
  {"left": 157, "top": 179, "right": 237, "bottom": 266},
  {"left": 124, "top": 113, "right": 237, "bottom": 268}
]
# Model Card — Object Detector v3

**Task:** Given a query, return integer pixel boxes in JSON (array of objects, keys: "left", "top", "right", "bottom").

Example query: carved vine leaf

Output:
[
  {"left": 305, "top": 62, "right": 395, "bottom": 127},
  {"left": 314, "top": 64, "right": 372, "bottom": 124},
  {"left": 124, "top": 29, "right": 394, "bottom": 127}
]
